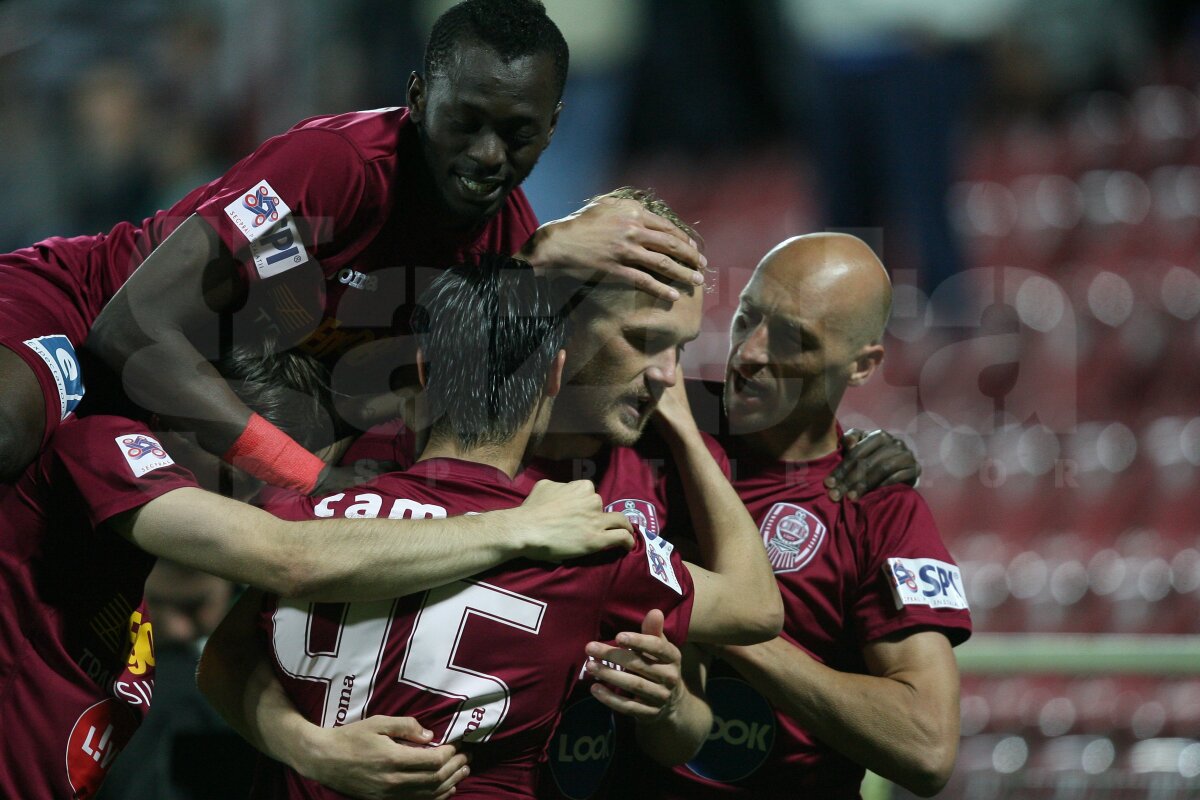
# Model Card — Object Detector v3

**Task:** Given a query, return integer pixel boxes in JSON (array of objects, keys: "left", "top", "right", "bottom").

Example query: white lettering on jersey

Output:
[
  {"left": 345, "top": 493, "right": 383, "bottom": 518},
  {"left": 337, "top": 267, "right": 378, "bottom": 292},
  {"left": 388, "top": 498, "right": 448, "bottom": 519},
  {"left": 223, "top": 179, "right": 293, "bottom": 243},
  {"left": 399, "top": 580, "right": 545, "bottom": 744},
  {"left": 311, "top": 492, "right": 447, "bottom": 520},
  {"left": 272, "top": 598, "right": 396, "bottom": 728},
  {"left": 642, "top": 528, "right": 682, "bottom": 595},
  {"left": 113, "top": 434, "right": 174, "bottom": 477},
  {"left": 313, "top": 493, "right": 346, "bottom": 517},
  {"left": 885, "top": 557, "right": 969, "bottom": 611}
]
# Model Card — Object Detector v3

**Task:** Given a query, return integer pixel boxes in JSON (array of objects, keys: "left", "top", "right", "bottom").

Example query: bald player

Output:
[{"left": 596, "top": 233, "right": 971, "bottom": 798}]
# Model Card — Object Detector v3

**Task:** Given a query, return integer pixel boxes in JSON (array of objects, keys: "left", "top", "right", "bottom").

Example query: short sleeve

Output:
[
  {"left": 853, "top": 487, "right": 973, "bottom": 647},
  {"left": 49, "top": 416, "right": 199, "bottom": 529},
  {"left": 599, "top": 529, "right": 696, "bottom": 647},
  {"left": 192, "top": 129, "right": 369, "bottom": 282}
]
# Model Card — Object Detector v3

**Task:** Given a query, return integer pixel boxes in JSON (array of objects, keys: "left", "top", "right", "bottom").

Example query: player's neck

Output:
[
  {"left": 740, "top": 411, "right": 839, "bottom": 463},
  {"left": 417, "top": 431, "right": 530, "bottom": 478},
  {"left": 530, "top": 431, "right": 606, "bottom": 461}
]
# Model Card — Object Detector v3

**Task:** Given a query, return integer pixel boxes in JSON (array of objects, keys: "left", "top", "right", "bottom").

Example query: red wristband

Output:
[{"left": 222, "top": 413, "right": 324, "bottom": 493}]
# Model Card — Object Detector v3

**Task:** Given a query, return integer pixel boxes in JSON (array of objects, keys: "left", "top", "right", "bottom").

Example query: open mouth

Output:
[
  {"left": 730, "top": 372, "right": 769, "bottom": 401},
  {"left": 454, "top": 174, "right": 505, "bottom": 204}
]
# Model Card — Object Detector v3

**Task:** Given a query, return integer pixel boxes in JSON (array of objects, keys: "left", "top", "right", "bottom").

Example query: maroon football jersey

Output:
[
  {"left": 326, "top": 418, "right": 730, "bottom": 537},
  {"left": 0, "top": 108, "right": 539, "bottom": 442},
  {"left": 0, "top": 416, "right": 198, "bottom": 799},
  {"left": 318, "top": 419, "right": 732, "bottom": 799},
  {"left": 256, "top": 457, "right": 695, "bottom": 799},
  {"left": 632, "top": 442, "right": 973, "bottom": 799},
  {"left": 28, "top": 108, "right": 537, "bottom": 344}
]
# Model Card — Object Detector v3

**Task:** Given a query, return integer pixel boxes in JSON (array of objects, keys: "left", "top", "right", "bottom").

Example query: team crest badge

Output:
[
  {"left": 759, "top": 502, "right": 826, "bottom": 574},
  {"left": 606, "top": 498, "right": 660, "bottom": 539}
]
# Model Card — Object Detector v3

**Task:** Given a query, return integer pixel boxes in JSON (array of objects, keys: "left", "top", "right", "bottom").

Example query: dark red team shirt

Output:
[
  {"left": 255, "top": 457, "right": 696, "bottom": 799},
  {"left": 616, "top": 439, "right": 973, "bottom": 799},
  {"left": 3, "top": 107, "right": 537, "bottom": 341},
  {"left": 0, "top": 108, "right": 539, "bottom": 435},
  {"left": 0, "top": 416, "right": 198, "bottom": 799},
  {"left": 301, "top": 420, "right": 731, "bottom": 798}
]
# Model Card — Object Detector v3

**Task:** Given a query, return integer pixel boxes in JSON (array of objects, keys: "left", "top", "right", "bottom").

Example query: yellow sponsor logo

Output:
[{"left": 125, "top": 610, "right": 155, "bottom": 676}]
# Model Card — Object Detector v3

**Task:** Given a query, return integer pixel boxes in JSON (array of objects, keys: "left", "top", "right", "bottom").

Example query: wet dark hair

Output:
[
  {"left": 425, "top": 0, "right": 569, "bottom": 100},
  {"left": 216, "top": 346, "right": 333, "bottom": 451},
  {"left": 414, "top": 254, "right": 568, "bottom": 449}
]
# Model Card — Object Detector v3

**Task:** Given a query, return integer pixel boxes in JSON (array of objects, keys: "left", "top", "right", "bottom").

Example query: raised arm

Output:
[
  {"left": 520, "top": 195, "right": 707, "bottom": 303},
  {"left": 110, "top": 479, "right": 634, "bottom": 601},
  {"left": 654, "top": 381, "right": 783, "bottom": 645},
  {"left": 89, "top": 214, "right": 337, "bottom": 495},
  {"left": 199, "top": 589, "right": 468, "bottom": 800},
  {"left": 90, "top": 215, "right": 262, "bottom": 459},
  {"left": 718, "top": 631, "right": 961, "bottom": 797}
]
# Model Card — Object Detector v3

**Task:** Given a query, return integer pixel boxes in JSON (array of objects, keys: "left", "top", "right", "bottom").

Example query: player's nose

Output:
[{"left": 732, "top": 320, "right": 769, "bottom": 367}]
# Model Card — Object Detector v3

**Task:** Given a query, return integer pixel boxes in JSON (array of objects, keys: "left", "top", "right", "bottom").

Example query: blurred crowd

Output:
[
  {"left": 0, "top": 0, "right": 1190, "bottom": 253},
  {"left": 4, "top": 0, "right": 1200, "bottom": 797}
]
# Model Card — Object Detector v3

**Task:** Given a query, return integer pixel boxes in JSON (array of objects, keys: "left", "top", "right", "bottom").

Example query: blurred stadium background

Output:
[{"left": 3, "top": 0, "right": 1198, "bottom": 797}]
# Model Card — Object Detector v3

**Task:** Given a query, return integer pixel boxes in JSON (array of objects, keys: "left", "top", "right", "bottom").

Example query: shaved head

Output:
[
  {"left": 758, "top": 233, "right": 892, "bottom": 351},
  {"left": 724, "top": 232, "right": 892, "bottom": 460}
]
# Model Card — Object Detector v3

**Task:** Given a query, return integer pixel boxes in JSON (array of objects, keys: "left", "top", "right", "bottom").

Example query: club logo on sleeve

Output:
[
  {"left": 759, "top": 503, "right": 826, "bottom": 574},
  {"left": 114, "top": 434, "right": 174, "bottom": 477},
  {"left": 605, "top": 498, "right": 660, "bottom": 539},
  {"left": 639, "top": 527, "right": 682, "bottom": 595},
  {"left": 23, "top": 334, "right": 85, "bottom": 420},
  {"left": 886, "top": 557, "right": 969, "bottom": 611},
  {"left": 223, "top": 179, "right": 292, "bottom": 243}
]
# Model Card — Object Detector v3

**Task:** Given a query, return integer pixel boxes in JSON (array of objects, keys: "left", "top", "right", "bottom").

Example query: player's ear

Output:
[
  {"left": 546, "top": 101, "right": 563, "bottom": 144},
  {"left": 416, "top": 348, "right": 428, "bottom": 389},
  {"left": 407, "top": 72, "right": 426, "bottom": 122},
  {"left": 545, "top": 349, "right": 566, "bottom": 398},
  {"left": 848, "top": 343, "right": 884, "bottom": 387}
]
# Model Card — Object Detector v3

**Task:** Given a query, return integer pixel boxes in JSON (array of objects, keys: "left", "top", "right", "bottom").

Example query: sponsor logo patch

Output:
[
  {"left": 886, "top": 557, "right": 969, "bottom": 611},
  {"left": 546, "top": 695, "right": 617, "bottom": 799},
  {"left": 248, "top": 216, "right": 309, "bottom": 278},
  {"left": 23, "top": 334, "right": 85, "bottom": 420},
  {"left": 759, "top": 502, "right": 826, "bottom": 574},
  {"left": 223, "top": 179, "right": 291, "bottom": 243},
  {"left": 686, "top": 676, "right": 775, "bottom": 783},
  {"left": 115, "top": 434, "right": 174, "bottom": 477},
  {"left": 65, "top": 699, "right": 140, "bottom": 799},
  {"left": 605, "top": 498, "right": 660, "bottom": 539}
]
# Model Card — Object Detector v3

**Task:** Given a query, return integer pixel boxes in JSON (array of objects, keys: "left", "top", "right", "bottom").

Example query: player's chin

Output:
[
  {"left": 438, "top": 184, "right": 502, "bottom": 226},
  {"left": 606, "top": 413, "right": 645, "bottom": 448},
  {"left": 725, "top": 403, "right": 776, "bottom": 437}
]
